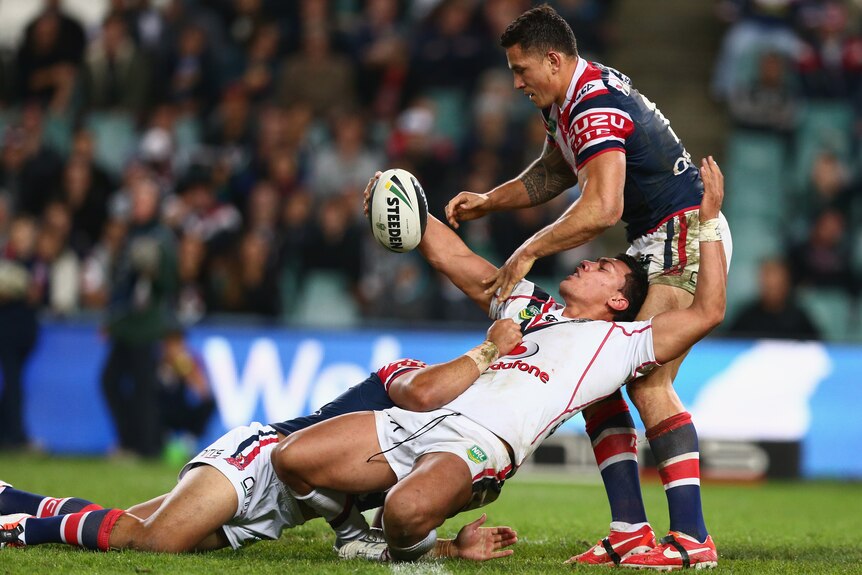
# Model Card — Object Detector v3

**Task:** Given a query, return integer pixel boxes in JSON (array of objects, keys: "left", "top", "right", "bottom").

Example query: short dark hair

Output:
[
  {"left": 500, "top": 4, "right": 578, "bottom": 57},
  {"left": 612, "top": 253, "right": 649, "bottom": 322}
]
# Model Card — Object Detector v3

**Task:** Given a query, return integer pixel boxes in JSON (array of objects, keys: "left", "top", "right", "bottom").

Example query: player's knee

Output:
[
  {"left": 382, "top": 493, "right": 441, "bottom": 543},
  {"left": 270, "top": 434, "right": 313, "bottom": 490}
]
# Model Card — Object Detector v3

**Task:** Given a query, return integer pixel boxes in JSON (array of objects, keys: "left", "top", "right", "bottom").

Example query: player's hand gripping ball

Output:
[{"left": 367, "top": 168, "right": 428, "bottom": 253}]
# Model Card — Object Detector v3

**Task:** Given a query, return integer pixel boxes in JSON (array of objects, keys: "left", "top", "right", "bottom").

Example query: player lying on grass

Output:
[
  {"left": 269, "top": 157, "right": 728, "bottom": 564},
  {"left": 0, "top": 319, "right": 522, "bottom": 559}
]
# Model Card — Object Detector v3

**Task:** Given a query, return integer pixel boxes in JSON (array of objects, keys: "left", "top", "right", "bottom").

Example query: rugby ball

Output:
[{"left": 368, "top": 168, "right": 428, "bottom": 253}]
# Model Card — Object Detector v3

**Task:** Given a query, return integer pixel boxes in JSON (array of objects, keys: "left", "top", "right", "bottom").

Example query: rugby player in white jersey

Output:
[{"left": 270, "top": 156, "right": 728, "bottom": 566}]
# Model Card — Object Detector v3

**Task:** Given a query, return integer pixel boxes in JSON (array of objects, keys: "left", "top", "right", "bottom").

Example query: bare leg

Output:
[
  {"left": 627, "top": 284, "right": 709, "bottom": 542},
  {"left": 272, "top": 412, "right": 397, "bottom": 495},
  {"left": 627, "top": 284, "right": 692, "bottom": 427},
  {"left": 110, "top": 465, "right": 235, "bottom": 552},
  {"left": 383, "top": 452, "right": 473, "bottom": 550}
]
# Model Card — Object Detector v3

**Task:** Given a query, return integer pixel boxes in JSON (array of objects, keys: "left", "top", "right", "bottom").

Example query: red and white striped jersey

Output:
[{"left": 445, "top": 279, "right": 659, "bottom": 467}]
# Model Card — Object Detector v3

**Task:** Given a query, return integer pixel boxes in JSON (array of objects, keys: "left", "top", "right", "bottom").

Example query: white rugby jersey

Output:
[{"left": 444, "top": 279, "right": 659, "bottom": 467}]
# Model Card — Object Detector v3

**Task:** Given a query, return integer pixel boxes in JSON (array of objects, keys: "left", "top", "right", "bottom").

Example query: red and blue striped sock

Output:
[
  {"left": 0, "top": 487, "right": 103, "bottom": 517},
  {"left": 19, "top": 508, "right": 124, "bottom": 551},
  {"left": 647, "top": 412, "right": 708, "bottom": 542},
  {"left": 585, "top": 394, "right": 648, "bottom": 525}
]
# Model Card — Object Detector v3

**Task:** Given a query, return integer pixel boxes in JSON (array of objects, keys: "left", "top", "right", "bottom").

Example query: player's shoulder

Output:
[{"left": 491, "top": 280, "right": 559, "bottom": 321}]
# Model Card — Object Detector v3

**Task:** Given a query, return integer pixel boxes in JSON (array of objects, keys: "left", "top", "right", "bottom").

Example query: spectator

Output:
[
  {"left": 0, "top": 216, "right": 40, "bottom": 450},
  {"left": 32, "top": 219, "right": 80, "bottom": 315},
  {"left": 176, "top": 231, "right": 207, "bottom": 325},
  {"left": 161, "top": 23, "right": 219, "bottom": 116},
  {"left": 787, "top": 207, "right": 857, "bottom": 294},
  {"left": 728, "top": 50, "right": 800, "bottom": 134},
  {"left": 0, "top": 112, "right": 64, "bottom": 217},
  {"left": 796, "top": 0, "right": 862, "bottom": 102},
  {"left": 101, "top": 177, "right": 178, "bottom": 458},
  {"left": 309, "top": 108, "right": 384, "bottom": 201},
  {"left": 55, "top": 154, "right": 111, "bottom": 256},
  {"left": 277, "top": 25, "right": 356, "bottom": 117},
  {"left": 348, "top": 0, "right": 409, "bottom": 116},
  {"left": 81, "top": 12, "right": 152, "bottom": 118},
  {"left": 235, "top": 23, "right": 281, "bottom": 102},
  {"left": 15, "top": 11, "right": 79, "bottom": 112},
  {"left": 727, "top": 258, "right": 820, "bottom": 340},
  {"left": 80, "top": 217, "right": 127, "bottom": 310},
  {"left": 209, "top": 229, "right": 280, "bottom": 317},
  {"left": 166, "top": 168, "right": 241, "bottom": 249},
  {"left": 158, "top": 329, "right": 215, "bottom": 458}
]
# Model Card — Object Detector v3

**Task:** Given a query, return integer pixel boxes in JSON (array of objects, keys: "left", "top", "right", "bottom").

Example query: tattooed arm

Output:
[
  {"left": 445, "top": 141, "right": 578, "bottom": 228},
  {"left": 519, "top": 141, "right": 580, "bottom": 206},
  {"left": 482, "top": 150, "right": 627, "bottom": 301}
]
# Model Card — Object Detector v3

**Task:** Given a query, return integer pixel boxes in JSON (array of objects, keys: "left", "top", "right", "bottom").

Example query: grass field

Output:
[{"left": 1, "top": 454, "right": 861, "bottom": 574}]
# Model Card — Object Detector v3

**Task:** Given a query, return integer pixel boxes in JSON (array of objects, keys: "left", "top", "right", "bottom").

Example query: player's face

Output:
[
  {"left": 506, "top": 44, "right": 556, "bottom": 108},
  {"left": 560, "top": 257, "right": 629, "bottom": 311}
]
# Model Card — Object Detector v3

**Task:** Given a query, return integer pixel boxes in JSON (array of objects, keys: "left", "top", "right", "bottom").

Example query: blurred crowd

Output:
[
  {"left": 714, "top": 0, "right": 862, "bottom": 340},
  {"left": 0, "top": 0, "right": 618, "bottom": 333}
]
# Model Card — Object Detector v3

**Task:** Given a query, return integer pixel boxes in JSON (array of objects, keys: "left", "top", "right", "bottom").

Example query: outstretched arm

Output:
[
  {"left": 651, "top": 157, "right": 727, "bottom": 363},
  {"left": 363, "top": 173, "right": 498, "bottom": 311},
  {"left": 481, "top": 150, "right": 626, "bottom": 301},
  {"left": 445, "top": 141, "right": 579, "bottom": 228},
  {"left": 388, "top": 319, "right": 522, "bottom": 411}
]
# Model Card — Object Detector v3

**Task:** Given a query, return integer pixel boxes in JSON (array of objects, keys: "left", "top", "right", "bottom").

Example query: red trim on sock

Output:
[
  {"left": 658, "top": 458, "right": 701, "bottom": 485},
  {"left": 97, "top": 509, "right": 125, "bottom": 551},
  {"left": 593, "top": 431, "right": 637, "bottom": 466},
  {"left": 646, "top": 412, "right": 692, "bottom": 440},
  {"left": 584, "top": 398, "right": 630, "bottom": 436},
  {"left": 80, "top": 503, "right": 104, "bottom": 513},
  {"left": 63, "top": 512, "right": 85, "bottom": 546}
]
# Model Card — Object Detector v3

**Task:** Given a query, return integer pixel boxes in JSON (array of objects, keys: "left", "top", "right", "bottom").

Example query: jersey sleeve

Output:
[
  {"left": 610, "top": 320, "right": 661, "bottom": 382},
  {"left": 571, "top": 93, "right": 634, "bottom": 169},
  {"left": 375, "top": 358, "right": 428, "bottom": 392}
]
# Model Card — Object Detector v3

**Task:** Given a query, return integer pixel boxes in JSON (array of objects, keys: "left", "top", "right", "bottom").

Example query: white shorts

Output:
[
  {"left": 179, "top": 422, "right": 305, "bottom": 549},
  {"left": 628, "top": 209, "right": 733, "bottom": 295},
  {"left": 373, "top": 407, "right": 513, "bottom": 511}
]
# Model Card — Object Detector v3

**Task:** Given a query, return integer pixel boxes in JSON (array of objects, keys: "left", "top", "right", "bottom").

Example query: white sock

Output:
[
  {"left": 610, "top": 521, "right": 650, "bottom": 533},
  {"left": 386, "top": 528, "right": 437, "bottom": 561},
  {"left": 290, "top": 488, "right": 369, "bottom": 545}
]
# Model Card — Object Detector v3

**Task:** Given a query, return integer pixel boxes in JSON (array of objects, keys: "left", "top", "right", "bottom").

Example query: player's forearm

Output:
[
  {"left": 690, "top": 226, "right": 726, "bottom": 327},
  {"left": 419, "top": 216, "right": 495, "bottom": 309},
  {"left": 397, "top": 347, "right": 497, "bottom": 412},
  {"left": 520, "top": 195, "right": 617, "bottom": 260}
]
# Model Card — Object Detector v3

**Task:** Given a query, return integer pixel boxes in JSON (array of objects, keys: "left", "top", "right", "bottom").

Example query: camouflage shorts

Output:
[{"left": 627, "top": 210, "right": 733, "bottom": 295}]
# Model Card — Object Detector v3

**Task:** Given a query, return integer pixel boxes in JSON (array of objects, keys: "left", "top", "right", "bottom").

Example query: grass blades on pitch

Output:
[{"left": 1, "top": 454, "right": 861, "bottom": 574}]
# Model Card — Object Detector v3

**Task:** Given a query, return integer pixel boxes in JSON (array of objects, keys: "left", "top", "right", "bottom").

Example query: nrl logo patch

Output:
[
  {"left": 467, "top": 445, "right": 488, "bottom": 464},
  {"left": 547, "top": 118, "right": 557, "bottom": 135},
  {"left": 519, "top": 305, "right": 541, "bottom": 320}
]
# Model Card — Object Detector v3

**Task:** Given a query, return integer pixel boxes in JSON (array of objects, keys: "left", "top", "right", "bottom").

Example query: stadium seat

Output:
[
  {"left": 428, "top": 88, "right": 467, "bottom": 144},
  {"left": 42, "top": 112, "right": 73, "bottom": 157},
  {"left": 292, "top": 270, "right": 360, "bottom": 328},
  {"left": 793, "top": 102, "right": 854, "bottom": 193},
  {"left": 85, "top": 112, "right": 138, "bottom": 178},
  {"left": 796, "top": 286, "right": 853, "bottom": 342},
  {"left": 725, "top": 130, "right": 788, "bottom": 225}
]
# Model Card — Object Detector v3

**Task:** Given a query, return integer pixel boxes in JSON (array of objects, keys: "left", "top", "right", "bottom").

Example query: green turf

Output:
[{"left": 1, "top": 454, "right": 861, "bottom": 574}]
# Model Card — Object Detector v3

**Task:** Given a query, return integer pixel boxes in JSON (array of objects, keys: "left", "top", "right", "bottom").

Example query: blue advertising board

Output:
[{"left": 13, "top": 321, "right": 862, "bottom": 478}]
